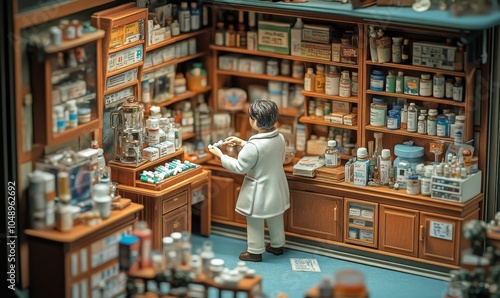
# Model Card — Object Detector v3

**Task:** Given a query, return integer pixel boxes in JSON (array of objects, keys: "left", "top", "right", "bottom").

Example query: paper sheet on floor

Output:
[{"left": 289, "top": 258, "right": 321, "bottom": 272}]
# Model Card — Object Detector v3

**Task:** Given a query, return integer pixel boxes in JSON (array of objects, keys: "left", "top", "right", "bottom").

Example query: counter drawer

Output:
[
  {"left": 163, "top": 205, "right": 188, "bottom": 237},
  {"left": 163, "top": 190, "right": 188, "bottom": 214}
]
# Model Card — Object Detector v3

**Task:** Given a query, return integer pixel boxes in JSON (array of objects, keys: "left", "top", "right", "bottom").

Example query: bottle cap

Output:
[
  {"left": 328, "top": 140, "right": 336, "bottom": 147},
  {"left": 429, "top": 109, "right": 438, "bottom": 116},
  {"left": 381, "top": 149, "right": 390, "bottom": 159},
  {"left": 163, "top": 236, "right": 174, "bottom": 246},
  {"left": 93, "top": 183, "right": 109, "bottom": 196},
  {"left": 455, "top": 115, "right": 465, "bottom": 121},
  {"left": 181, "top": 1, "right": 188, "bottom": 8},
  {"left": 420, "top": 73, "right": 431, "bottom": 80},
  {"left": 150, "top": 106, "right": 161, "bottom": 115},
  {"left": 357, "top": 147, "right": 367, "bottom": 159},
  {"left": 398, "top": 71, "right": 404, "bottom": 76},
  {"left": 418, "top": 115, "right": 425, "bottom": 120},
  {"left": 190, "top": 2, "right": 197, "bottom": 8},
  {"left": 136, "top": 221, "right": 148, "bottom": 230}
]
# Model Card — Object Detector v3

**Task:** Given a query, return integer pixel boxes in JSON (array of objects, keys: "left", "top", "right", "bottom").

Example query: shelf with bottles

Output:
[
  {"left": 300, "top": 117, "right": 359, "bottom": 131},
  {"left": 365, "top": 125, "right": 454, "bottom": 142},
  {"left": 365, "top": 61, "right": 465, "bottom": 78},
  {"left": 211, "top": 44, "right": 359, "bottom": 70},
  {"left": 146, "top": 27, "right": 211, "bottom": 52},
  {"left": 302, "top": 91, "right": 358, "bottom": 104},
  {"left": 28, "top": 25, "right": 104, "bottom": 146},
  {"left": 144, "top": 51, "right": 208, "bottom": 74},
  {"left": 216, "top": 69, "right": 304, "bottom": 85},
  {"left": 365, "top": 90, "right": 466, "bottom": 108}
]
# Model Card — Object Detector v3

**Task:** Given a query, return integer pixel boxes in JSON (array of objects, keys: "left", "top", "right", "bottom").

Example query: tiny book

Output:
[{"left": 293, "top": 156, "right": 324, "bottom": 177}]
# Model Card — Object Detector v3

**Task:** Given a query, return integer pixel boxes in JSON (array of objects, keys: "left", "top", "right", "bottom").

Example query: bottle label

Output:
[
  {"left": 351, "top": 81, "right": 358, "bottom": 96},
  {"left": 427, "top": 119, "right": 437, "bottom": 135},
  {"left": 339, "top": 83, "right": 351, "bottom": 97},
  {"left": 395, "top": 78, "right": 403, "bottom": 93},
  {"left": 452, "top": 86, "right": 463, "bottom": 102},
  {"left": 215, "top": 32, "right": 224, "bottom": 46},
  {"left": 437, "top": 123, "right": 447, "bottom": 137},
  {"left": 420, "top": 82, "right": 432, "bottom": 96},
  {"left": 370, "top": 106, "right": 386, "bottom": 127},
  {"left": 418, "top": 120, "right": 426, "bottom": 134},
  {"left": 325, "top": 77, "right": 339, "bottom": 95},
  {"left": 379, "top": 161, "right": 390, "bottom": 185},
  {"left": 304, "top": 77, "right": 313, "bottom": 91},
  {"left": 421, "top": 179, "right": 431, "bottom": 195},
  {"left": 325, "top": 153, "right": 338, "bottom": 167},
  {"left": 407, "top": 112, "right": 417, "bottom": 132},
  {"left": 345, "top": 163, "right": 352, "bottom": 182},
  {"left": 387, "top": 117, "right": 398, "bottom": 130}
]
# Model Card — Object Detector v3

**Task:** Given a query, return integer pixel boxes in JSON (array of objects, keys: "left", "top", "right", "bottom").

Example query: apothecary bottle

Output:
[
  {"left": 387, "top": 109, "right": 400, "bottom": 130},
  {"left": 225, "top": 24, "right": 236, "bottom": 47},
  {"left": 452, "top": 77, "right": 464, "bottom": 102},
  {"left": 325, "top": 66, "right": 340, "bottom": 96},
  {"left": 379, "top": 149, "right": 392, "bottom": 185},
  {"left": 419, "top": 74, "right": 432, "bottom": 97},
  {"left": 391, "top": 37, "right": 403, "bottom": 63},
  {"left": 315, "top": 64, "right": 326, "bottom": 93},
  {"left": 401, "top": 38, "right": 410, "bottom": 64},
  {"left": 236, "top": 23, "right": 247, "bottom": 48},
  {"left": 395, "top": 71, "right": 404, "bottom": 94},
  {"left": 433, "top": 74, "right": 445, "bottom": 98},
  {"left": 436, "top": 114, "right": 449, "bottom": 137},
  {"left": 406, "top": 102, "right": 418, "bottom": 133},
  {"left": 351, "top": 72, "right": 358, "bottom": 96},
  {"left": 339, "top": 70, "right": 351, "bottom": 97},
  {"left": 417, "top": 115, "right": 427, "bottom": 134},
  {"left": 427, "top": 109, "right": 438, "bottom": 136},
  {"left": 385, "top": 70, "right": 396, "bottom": 93},
  {"left": 324, "top": 140, "right": 340, "bottom": 168},
  {"left": 304, "top": 67, "right": 315, "bottom": 92},
  {"left": 370, "top": 97, "right": 387, "bottom": 127},
  {"left": 214, "top": 22, "right": 225, "bottom": 46}
]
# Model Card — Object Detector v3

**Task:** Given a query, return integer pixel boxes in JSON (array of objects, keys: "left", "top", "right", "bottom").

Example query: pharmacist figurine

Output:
[{"left": 208, "top": 100, "right": 290, "bottom": 262}]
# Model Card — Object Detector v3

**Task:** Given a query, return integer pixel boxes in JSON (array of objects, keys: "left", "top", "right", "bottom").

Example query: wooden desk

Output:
[
  {"left": 128, "top": 268, "right": 262, "bottom": 298},
  {"left": 25, "top": 202, "right": 143, "bottom": 298}
]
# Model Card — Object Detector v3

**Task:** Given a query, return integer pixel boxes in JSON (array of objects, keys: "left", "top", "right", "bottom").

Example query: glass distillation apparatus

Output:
[{"left": 110, "top": 96, "right": 144, "bottom": 164}]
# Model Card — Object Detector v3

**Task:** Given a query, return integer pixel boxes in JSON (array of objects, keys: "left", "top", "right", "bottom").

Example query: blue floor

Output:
[{"left": 192, "top": 233, "right": 449, "bottom": 298}]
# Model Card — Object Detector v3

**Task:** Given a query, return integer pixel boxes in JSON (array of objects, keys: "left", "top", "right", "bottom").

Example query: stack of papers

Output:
[{"left": 292, "top": 156, "right": 324, "bottom": 177}]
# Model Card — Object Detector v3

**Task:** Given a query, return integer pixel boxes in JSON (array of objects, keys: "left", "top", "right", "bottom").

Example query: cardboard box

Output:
[
  {"left": 300, "top": 42, "right": 331, "bottom": 61},
  {"left": 413, "top": 41, "right": 456, "bottom": 62},
  {"left": 143, "top": 147, "right": 159, "bottom": 161},
  {"left": 343, "top": 113, "right": 358, "bottom": 126},
  {"left": 331, "top": 101, "right": 351, "bottom": 114},
  {"left": 330, "top": 112, "right": 346, "bottom": 124},
  {"left": 302, "top": 24, "right": 332, "bottom": 44},
  {"left": 412, "top": 56, "right": 455, "bottom": 71},
  {"left": 331, "top": 43, "right": 341, "bottom": 62},
  {"left": 218, "top": 54, "right": 241, "bottom": 71},
  {"left": 258, "top": 21, "right": 291, "bottom": 55}
]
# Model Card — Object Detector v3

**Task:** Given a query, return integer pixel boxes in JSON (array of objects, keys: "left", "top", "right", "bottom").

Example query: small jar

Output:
[
  {"left": 433, "top": 74, "right": 445, "bottom": 98},
  {"left": 49, "top": 26, "right": 62, "bottom": 45},
  {"left": 417, "top": 115, "right": 427, "bottom": 134},
  {"left": 436, "top": 114, "right": 449, "bottom": 137},
  {"left": 387, "top": 109, "right": 400, "bottom": 130},
  {"left": 292, "top": 60, "right": 304, "bottom": 79},
  {"left": 370, "top": 69, "right": 385, "bottom": 91},
  {"left": 419, "top": 73, "right": 432, "bottom": 96},
  {"left": 427, "top": 109, "right": 438, "bottom": 136},
  {"left": 406, "top": 175, "right": 421, "bottom": 195},
  {"left": 280, "top": 59, "right": 291, "bottom": 76},
  {"left": 370, "top": 97, "right": 387, "bottom": 127},
  {"left": 77, "top": 102, "right": 91, "bottom": 124},
  {"left": 266, "top": 59, "right": 279, "bottom": 76}
]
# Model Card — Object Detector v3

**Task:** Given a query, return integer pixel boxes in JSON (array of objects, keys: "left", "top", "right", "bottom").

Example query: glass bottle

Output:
[
  {"left": 179, "top": 2, "right": 191, "bottom": 33},
  {"left": 324, "top": 140, "right": 340, "bottom": 168},
  {"left": 437, "top": 114, "right": 449, "bottom": 137},
  {"left": 417, "top": 115, "right": 427, "bottom": 134},
  {"left": 396, "top": 160, "right": 411, "bottom": 189},
  {"left": 392, "top": 37, "right": 403, "bottom": 63},
  {"left": 420, "top": 169, "right": 432, "bottom": 196},
  {"left": 247, "top": 12, "right": 257, "bottom": 51},
  {"left": 406, "top": 102, "right": 418, "bottom": 133},
  {"left": 325, "top": 66, "right": 340, "bottom": 96},
  {"left": 373, "top": 132, "right": 383, "bottom": 166},
  {"left": 433, "top": 73, "right": 445, "bottom": 98},
  {"left": 452, "top": 77, "right": 464, "bottom": 102},
  {"left": 385, "top": 70, "right": 396, "bottom": 93},
  {"left": 339, "top": 70, "right": 351, "bottom": 97},
  {"left": 351, "top": 72, "right": 358, "bottom": 96},
  {"left": 236, "top": 23, "right": 247, "bottom": 48},
  {"left": 395, "top": 71, "right": 404, "bottom": 94},
  {"left": 401, "top": 38, "right": 410, "bottom": 64},
  {"left": 315, "top": 64, "right": 326, "bottom": 93},
  {"left": 345, "top": 158, "right": 353, "bottom": 183},
  {"left": 401, "top": 103, "right": 408, "bottom": 129},
  {"left": 215, "top": 22, "right": 225, "bottom": 46},
  {"left": 190, "top": 2, "right": 201, "bottom": 31},
  {"left": 427, "top": 109, "right": 438, "bottom": 136},
  {"left": 225, "top": 24, "right": 236, "bottom": 47},
  {"left": 304, "top": 67, "right": 315, "bottom": 92}
]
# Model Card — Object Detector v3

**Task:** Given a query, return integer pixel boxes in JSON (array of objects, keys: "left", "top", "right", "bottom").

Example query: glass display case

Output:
[{"left": 344, "top": 198, "right": 378, "bottom": 248}]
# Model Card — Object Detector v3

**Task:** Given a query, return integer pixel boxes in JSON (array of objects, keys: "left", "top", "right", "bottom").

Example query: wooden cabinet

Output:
[
  {"left": 379, "top": 205, "right": 419, "bottom": 257},
  {"left": 25, "top": 203, "right": 143, "bottom": 298},
  {"left": 28, "top": 30, "right": 105, "bottom": 146},
  {"left": 344, "top": 198, "right": 378, "bottom": 248},
  {"left": 287, "top": 190, "right": 343, "bottom": 241}
]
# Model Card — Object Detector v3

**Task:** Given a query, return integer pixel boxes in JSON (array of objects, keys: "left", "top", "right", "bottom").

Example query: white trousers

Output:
[{"left": 246, "top": 214, "right": 285, "bottom": 254}]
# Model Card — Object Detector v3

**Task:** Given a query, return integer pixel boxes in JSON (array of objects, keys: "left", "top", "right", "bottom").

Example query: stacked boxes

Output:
[{"left": 412, "top": 42, "right": 456, "bottom": 71}]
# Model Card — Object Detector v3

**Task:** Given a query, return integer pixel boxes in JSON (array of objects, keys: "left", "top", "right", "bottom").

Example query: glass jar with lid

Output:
[
  {"left": 419, "top": 73, "right": 432, "bottom": 96},
  {"left": 387, "top": 110, "right": 400, "bottom": 130},
  {"left": 370, "top": 97, "right": 387, "bottom": 127}
]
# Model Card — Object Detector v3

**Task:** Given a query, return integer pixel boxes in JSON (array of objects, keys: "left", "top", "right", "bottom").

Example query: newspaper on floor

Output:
[{"left": 289, "top": 258, "right": 321, "bottom": 272}]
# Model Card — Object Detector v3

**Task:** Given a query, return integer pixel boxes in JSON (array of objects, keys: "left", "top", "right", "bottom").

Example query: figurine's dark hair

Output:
[{"left": 248, "top": 100, "right": 279, "bottom": 130}]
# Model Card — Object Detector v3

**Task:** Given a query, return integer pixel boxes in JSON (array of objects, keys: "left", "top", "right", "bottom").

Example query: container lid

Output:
[
  {"left": 357, "top": 147, "right": 367, "bottom": 158},
  {"left": 93, "top": 183, "right": 110, "bottom": 197},
  {"left": 393, "top": 104, "right": 402, "bottom": 111},
  {"left": 381, "top": 149, "right": 391, "bottom": 158},
  {"left": 408, "top": 174, "right": 419, "bottom": 180},
  {"left": 437, "top": 114, "right": 448, "bottom": 120},
  {"left": 398, "top": 71, "right": 404, "bottom": 76},
  {"left": 388, "top": 109, "right": 399, "bottom": 116},
  {"left": 394, "top": 144, "right": 424, "bottom": 158},
  {"left": 120, "top": 234, "right": 139, "bottom": 245},
  {"left": 428, "top": 109, "right": 438, "bottom": 116},
  {"left": 455, "top": 115, "right": 465, "bottom": 121},
  {"left": 328, "top": 140, "right": 336, "bottom": 147},
  {"left": 418, "top": 115, "right": 425, "bottom": 120},
  {"left": 420, "top": 73, "right": 431, "bottom": 80},
  {"left": 371, "top": 69, "right": 385, "bottom": 76},
  {"left": 162, "top": 236, "right": 174, "bottom": 246},
  {"left": 372, "top": 97, "right": 385, "bottom": 103}
]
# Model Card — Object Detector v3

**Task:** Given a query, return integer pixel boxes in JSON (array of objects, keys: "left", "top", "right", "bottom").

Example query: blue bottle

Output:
[
  {"left": 387, "top": 109, "right": 400, "bottom": 130},
  {"left": 436, "top": 114, "right": 449, "bottom": 137}
]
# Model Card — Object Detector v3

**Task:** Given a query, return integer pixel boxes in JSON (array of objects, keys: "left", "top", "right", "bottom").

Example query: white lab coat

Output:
[{"left": 221, "top": 130, "right": 290, "bottom": 218}]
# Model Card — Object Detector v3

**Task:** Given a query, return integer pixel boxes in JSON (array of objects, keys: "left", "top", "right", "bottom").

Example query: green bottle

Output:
[
  {"left": 395, "top": 71, "right": 404, "bottom": 94},
  {"left": 385, "top": 70, "right": 396, "bottom": 93}
]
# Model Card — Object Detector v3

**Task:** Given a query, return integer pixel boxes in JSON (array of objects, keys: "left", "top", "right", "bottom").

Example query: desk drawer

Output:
[
  {"left": 163, "top": 190, "right": 188, "bottom": 214},
  {"left": 162, "top": 205, "right": 188, "bottom": 237}
]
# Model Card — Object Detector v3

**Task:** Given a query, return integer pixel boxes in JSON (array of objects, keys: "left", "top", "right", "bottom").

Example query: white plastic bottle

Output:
[
  {"left": 407, "top": 103, "right": 418, "bottom": 132},
  {"left": 379, "top": 149, "right": 391, "bottom": 186},
  {"left": 421, "top": 169, "right": 432, "bottom": 196},
  {"left": 324, "top": 140, "right": 340, "bottom": 168},
  {"left": 148, "top": 118, "right": 160, "bottom": 146}
]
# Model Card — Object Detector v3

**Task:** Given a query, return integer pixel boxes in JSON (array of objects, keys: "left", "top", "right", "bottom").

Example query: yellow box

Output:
[{"left": 110, "top": 25, "right": 125, "bottom": 49}]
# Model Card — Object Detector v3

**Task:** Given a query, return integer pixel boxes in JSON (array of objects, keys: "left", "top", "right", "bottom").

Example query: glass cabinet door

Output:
[{"left": 344, "top": 198, "right": 378, "bottom": 248}]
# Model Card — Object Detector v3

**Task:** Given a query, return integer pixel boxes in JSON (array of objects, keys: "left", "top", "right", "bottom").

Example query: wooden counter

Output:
[{"left": 25, "top": 202, "right": 143, "bottom": 298}]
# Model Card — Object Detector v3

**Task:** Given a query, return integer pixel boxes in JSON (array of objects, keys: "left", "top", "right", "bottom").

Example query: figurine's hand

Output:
[
  {"left": 208, "top": 146, "right": 223, "bottom": 158},
  {"left": 224, "top": 136, "right": 245, "bottom": 147}
]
